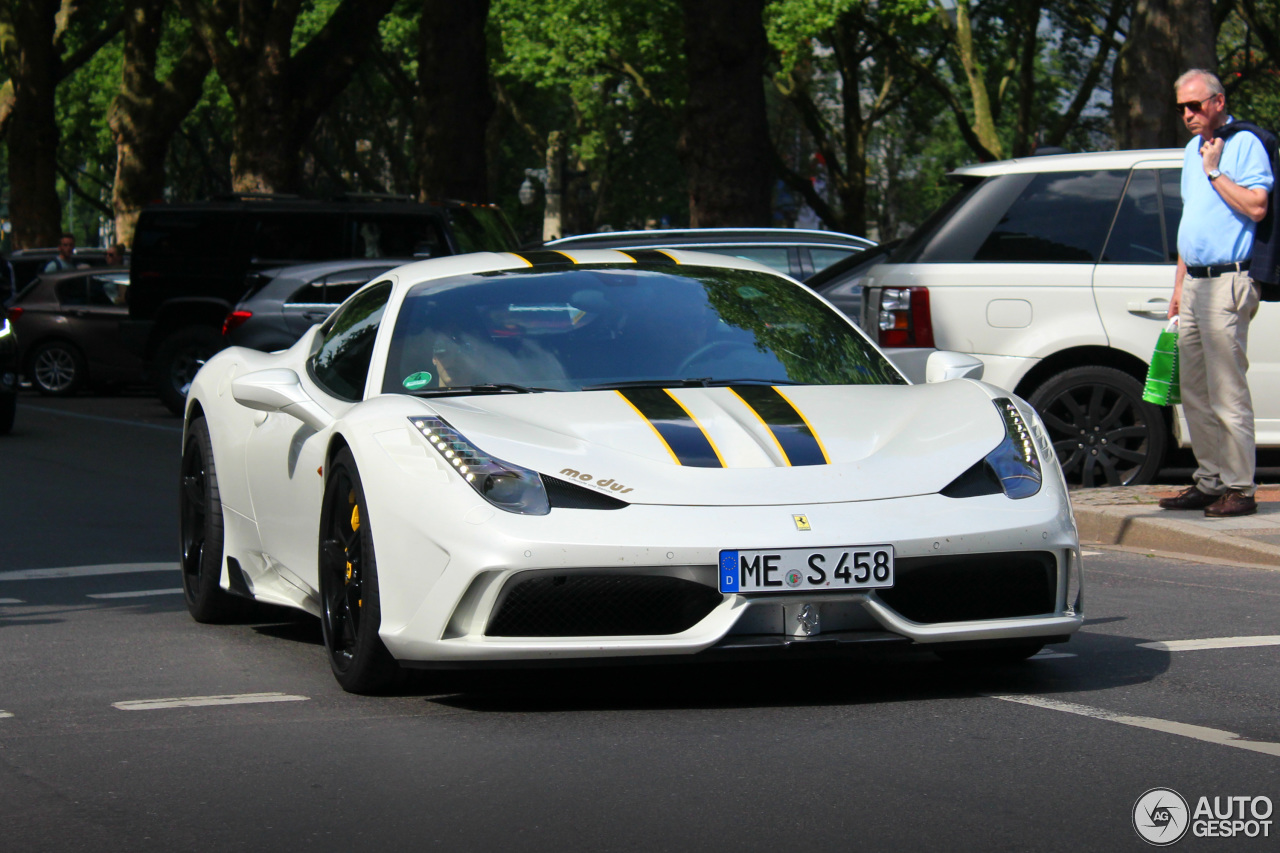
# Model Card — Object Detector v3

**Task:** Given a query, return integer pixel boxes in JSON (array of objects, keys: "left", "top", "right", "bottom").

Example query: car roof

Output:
[
  {"left": 546, "top": 228, "right": 874, "bottom": 250},
  {"left": 952, "top": 148, "right": 1184, "bottom": 177},
  {"left": 258, "top": 258, "right": 411, "bottom": 281}
]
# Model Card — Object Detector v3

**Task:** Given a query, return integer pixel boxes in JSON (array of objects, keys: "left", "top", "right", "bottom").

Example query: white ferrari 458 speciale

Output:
[{"left": 180, "top": 249, "right": 1082, "bottom": 692}]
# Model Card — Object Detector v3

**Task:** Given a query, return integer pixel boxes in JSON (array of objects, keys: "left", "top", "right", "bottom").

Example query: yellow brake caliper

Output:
[{"left": 348, "top": 491, "right": 361, "bottom": 608}]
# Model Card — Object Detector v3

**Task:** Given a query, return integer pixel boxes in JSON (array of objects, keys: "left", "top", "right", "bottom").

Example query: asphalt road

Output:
[{"left": 2, "top": 393, "right": 1279, "bottom": 852}]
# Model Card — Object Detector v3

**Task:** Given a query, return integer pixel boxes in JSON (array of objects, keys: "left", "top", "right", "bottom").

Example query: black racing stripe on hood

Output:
[
  {"left": 616, "top": 388, "right": 723, "bottom": 468},
  {"left": 619, "top": 249, "right": 678, "bottom": 265},
  {"left": 730, "top": 385, "right": 829, "bottom": 467},
  {"left": 516, "top": 250, "right": 576, "bottom": 266}
]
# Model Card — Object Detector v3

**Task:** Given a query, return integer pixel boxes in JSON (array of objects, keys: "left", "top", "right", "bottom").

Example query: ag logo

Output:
[{"left": 1133, "top": 788, "right": 1190, "bottom": 846}]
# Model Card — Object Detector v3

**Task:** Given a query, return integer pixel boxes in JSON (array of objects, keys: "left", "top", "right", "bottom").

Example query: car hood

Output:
[{"left": 398, "top": 381, "right": 1007, "bottom": 507}]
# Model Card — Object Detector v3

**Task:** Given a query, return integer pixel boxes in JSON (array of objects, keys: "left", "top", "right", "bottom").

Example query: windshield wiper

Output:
[{"left": 409, "top": 383, "right": 560, "bottom": 397}]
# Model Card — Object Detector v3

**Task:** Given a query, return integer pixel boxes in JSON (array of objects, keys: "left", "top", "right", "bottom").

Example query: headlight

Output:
[
  {"left": 409, "top": 416, "right": 550, "bottom": 515},
  {"left": 941, "top": 397, "right": 1042, "bottom": 499},
  {"left": 987, "top": 397, "right": 1042, "bottom": 498},
  {"left": 0, "top": 317, "right": 11, "bottom": 338}
]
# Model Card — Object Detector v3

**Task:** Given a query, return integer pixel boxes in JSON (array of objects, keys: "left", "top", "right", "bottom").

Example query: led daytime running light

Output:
[
  {"left": 408, "top": 415, "right": 549, "bottom": 515},
  {"left": 987, "top": 397, "right": 1042, "bottom": 499}
]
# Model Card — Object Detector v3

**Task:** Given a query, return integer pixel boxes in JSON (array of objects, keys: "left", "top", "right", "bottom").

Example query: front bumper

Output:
[{"left": 374, "top": 488, "right": 1083, "bottom": 664}]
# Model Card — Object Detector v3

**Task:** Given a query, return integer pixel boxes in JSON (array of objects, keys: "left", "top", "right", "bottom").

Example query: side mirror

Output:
[
  {"left": 231, "top": 368, "right": 330, "bottom": 431},
  {"left": 925, "top": 351, "right": 985, "bottom": 383}
]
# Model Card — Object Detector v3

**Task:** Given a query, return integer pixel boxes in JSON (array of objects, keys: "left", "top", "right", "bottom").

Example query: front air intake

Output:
[
  {"left": 486, "top": 573, "right": 722, "bottom": 636},
  {"left": 874, "top": 551, "right": 1056, "bottom": 623}
]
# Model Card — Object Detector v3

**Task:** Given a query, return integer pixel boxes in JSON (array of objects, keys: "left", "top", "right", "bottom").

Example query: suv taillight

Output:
[
  {"left": 878, "top": 286, "right": 934, "bottom": 348},
  {"left": 7, "top": 306, "right": 22, "bottom": 321},
  {"left": 222, "top": 310, "right": 252, "bottom": 336}
]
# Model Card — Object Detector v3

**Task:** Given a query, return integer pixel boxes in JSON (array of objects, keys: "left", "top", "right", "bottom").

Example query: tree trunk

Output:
[
  {"left": 677, "top": 0, "right": 772, "bottom": 227},
  {"left": 2, "top": 1, "right": 62, "bottom": 248},
  {"left": 179, "top": 0, "right": 396, "bottom": 194},
  {"left": 109, "top": 0, "right": 214, "bottom": 246},
  {"left": 1113, "top": 0, "right": 1217, "bottom": 148},
  {"left": 415, "top": 0, "right": 493, "bottom": 203}
]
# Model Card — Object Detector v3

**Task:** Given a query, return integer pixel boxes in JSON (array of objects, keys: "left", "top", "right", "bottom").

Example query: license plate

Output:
[{"left": 718, "top": 546, "right": 894, "bottom": 593}]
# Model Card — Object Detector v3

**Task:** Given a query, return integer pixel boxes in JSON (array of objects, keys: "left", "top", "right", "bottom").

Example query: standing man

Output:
[
  {"left": 1160, "top": 69, "right": 1274, "bottom": 518},
  {"left": 42, "top": 232, "right": 77, "bottom": 273}
]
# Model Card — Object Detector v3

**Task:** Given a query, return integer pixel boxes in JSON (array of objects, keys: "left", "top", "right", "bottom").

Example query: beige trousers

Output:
[{"left": 1179, "top": 271, "right": 1259, "bottom": 496}]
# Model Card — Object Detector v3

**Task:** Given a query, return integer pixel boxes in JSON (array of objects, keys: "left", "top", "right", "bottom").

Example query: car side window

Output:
[
  {"left": 350, "top": 215, "right": 447, "bottom": 258},
  {"left": 1101, "top": 170, "right": 1166, "bottom": 264},
  {"left": 253, "top": 214, "right": 345, "bottom": 262},
  {"left": 697, "top": 246, "right": 792, "bottom": 276},
  {"left": 974, "top": 170, "right": 1128, "bottom": 263},
  {"left": 55, "top": 279, "right": 88, "bottom": 306},
  {"left": 809, "top": 247, "right": 858, "bottom": 273},
  {"left": 309, "top": 281, "right": 393, "bottom": 401},
  {"left": 1160, "top": 169, "right": 1182, "bottom": 263}
]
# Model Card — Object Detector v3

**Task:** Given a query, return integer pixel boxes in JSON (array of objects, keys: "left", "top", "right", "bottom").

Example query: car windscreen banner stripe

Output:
[
  {"left": 515, "top": 250, "right": 577, "bottom": 266},
  {"left": 730, "top": 386, "right": 830, "bottom": 466},
  {"left": 616, "top": 389, "right": 724, "bottom": 468},
  {"left": 619, "top": 249, "right": 679, "bottom": 265}
]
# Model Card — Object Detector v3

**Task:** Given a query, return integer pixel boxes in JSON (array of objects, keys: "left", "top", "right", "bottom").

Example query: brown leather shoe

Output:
[
  {"left": 1204, "top": 490, "right": 1257, "bottom": 518},
  {"left": 1158, "top": 486, "right": 1219, "bottom": 510}
]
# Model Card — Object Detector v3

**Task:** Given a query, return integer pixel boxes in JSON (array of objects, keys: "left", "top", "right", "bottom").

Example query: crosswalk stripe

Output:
[
  {"left": 0, "top": 563, "right": 178, "bottom": 581},
  {"left": 87, "top": 588, "right": 184, "bottom": 600},
  {"left": 990, "top": 694, "right": 1280, "bottom": 758},
  {"left": 1138, "top": 635, "right": 1280, "bottom": 652},
  {"left": 113, "top": 693, "right": 309, "bottom": 711}
]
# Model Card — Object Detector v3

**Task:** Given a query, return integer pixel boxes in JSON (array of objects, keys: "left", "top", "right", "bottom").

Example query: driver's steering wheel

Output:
[{"left": 675, "top": 340, "right": 757, "bottom": 375}]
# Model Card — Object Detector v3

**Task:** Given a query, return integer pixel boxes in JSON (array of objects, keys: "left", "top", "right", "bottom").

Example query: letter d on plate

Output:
[{"left": 719, "top": 551, "right": 739, "bottom": 592}]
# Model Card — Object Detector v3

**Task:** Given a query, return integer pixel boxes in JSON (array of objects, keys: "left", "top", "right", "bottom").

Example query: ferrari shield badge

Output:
[{"left": 793, "top": 514, "right": 811, "bottom": 531}]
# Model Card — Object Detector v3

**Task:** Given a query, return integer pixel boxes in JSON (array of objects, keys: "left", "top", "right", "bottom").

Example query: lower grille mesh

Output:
[
  {"left": 486, "top": 573, "right": 723, "bottom": 637},
  {"left": 875, "top": 551, "right": 1057, "bottom": 624}
]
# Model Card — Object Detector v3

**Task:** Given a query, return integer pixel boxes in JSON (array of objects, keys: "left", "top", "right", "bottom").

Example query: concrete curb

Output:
[{"left": 1073, "top": 503, "right": 1280, "bottom": 568}]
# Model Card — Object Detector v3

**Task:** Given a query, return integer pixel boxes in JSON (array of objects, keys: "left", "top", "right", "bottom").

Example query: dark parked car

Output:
[
  {"left": 223, "top": 259, "right": 404, "bottom": 351},
  {"left": 544, "top": 228, "right": 874, "bottom": 280},
  {"left": 7, "top": 268, "right": 141, "bottom": 396},
  {"left": 3, "top": 248, "right": 113, "bottom": 302},
  {"left": 124, "top": 196, "right": 519, "bottom": 413},
  {"left": 0, "top": 311, "right": 16, "bottom": 433}
]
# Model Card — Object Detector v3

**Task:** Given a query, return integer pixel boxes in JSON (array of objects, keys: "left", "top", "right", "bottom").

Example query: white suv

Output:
[{"left": 854, "top": 148, "right": 1274, "bottom": 487}]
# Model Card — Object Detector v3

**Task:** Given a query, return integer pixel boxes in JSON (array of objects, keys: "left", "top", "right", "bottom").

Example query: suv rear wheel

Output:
[
  {"left": 154, "top": 326, "right": 225, "bottom": 415},
  {"left": 1028, "top": 365, "right": 1167, "bottom": 487}
]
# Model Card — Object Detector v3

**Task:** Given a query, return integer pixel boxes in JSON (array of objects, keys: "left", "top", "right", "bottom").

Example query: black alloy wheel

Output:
[
  {"left": 30, "top": 340, "right": 86, "bottom": 396},
  {"left": 154, "top": 326, "right": 225, "bottom": 415},
  {"left": 318, "top": 448, "right": 400, "bottom": 694},
  {"left": 1028, "top": 366, "right": 1167, "bottom": 487},
  {"left": 179, "top": 417, "right": 246, "bottom": 622}
]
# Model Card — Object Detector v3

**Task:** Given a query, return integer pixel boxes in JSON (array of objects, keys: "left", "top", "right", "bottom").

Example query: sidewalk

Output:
[{"left": 1072, "top": 486, "right": 1280, "bottom": 569}]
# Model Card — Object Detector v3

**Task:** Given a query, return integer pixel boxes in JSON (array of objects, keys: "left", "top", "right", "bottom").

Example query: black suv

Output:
[{"left": 125, "top": 196, "right": 519, "bottom": 412}]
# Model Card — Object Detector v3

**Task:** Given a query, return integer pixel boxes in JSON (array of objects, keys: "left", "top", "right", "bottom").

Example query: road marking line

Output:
[
  {"left": 1137, "top": 635, "right": 1280, "bottom": 652},
  {"left": 22, "top": 405, "right": 183, "bottom": 432},
  {"left": 990, "top": 694, "right": 1280, "bottom": 758},
  {"left": 0, "top": 711, "right": 12, "bottom": 719},
  {"left": 0, "top": 598, "right": 23, "bottom": 604},
  {"left": 113, "top": 693, "right": 309, "bottom": 711},
  {"left": 87, "top": 588, "right": 184, "bottom": 600},
  {"left": 0, "top": 563, "right": 178, "bottom": 582},
  {"left": 1080, "top": 550, "right": 1102, "bottom": 556},
  {"left": 1032, "top": 651, "right": 1077, "bottom": 659}
]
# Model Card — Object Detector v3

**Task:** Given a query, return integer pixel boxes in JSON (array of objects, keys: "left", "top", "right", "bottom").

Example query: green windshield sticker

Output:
[{"left": 403, "top": 371, "right": 433, "bottom": 390}]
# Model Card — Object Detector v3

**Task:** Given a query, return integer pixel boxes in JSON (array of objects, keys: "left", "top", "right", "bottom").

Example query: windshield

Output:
[{"left": 381, "top": 264, "right": 903, "bottom": 394}]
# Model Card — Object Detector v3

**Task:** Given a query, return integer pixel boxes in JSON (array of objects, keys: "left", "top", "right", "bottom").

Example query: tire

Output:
[
  {"left": 933, "top": 641, "right": 1045, "bottom": 665},
  {"left": 318, "top": 448, "right": 400, "bottom": 694},
  {"left": 154, "top": 326, "right": 225, "bottom": 415},
  {"left": 29, "top": 340, "right": 86, "bottom": 396},
  {"left": 0, "top": 392, "right": 14, "bottom": 434},
  {"left": 179, "top": 417, "right": 246, "bottom": 622},
  {"left": 1027, "top": 365, "right": 1167, "bottom": 487}
]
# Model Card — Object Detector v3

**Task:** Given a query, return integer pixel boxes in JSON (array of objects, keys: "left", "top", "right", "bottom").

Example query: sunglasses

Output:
[{"left": 1176, "top": 94, "right": 1221, "bottom": 114}]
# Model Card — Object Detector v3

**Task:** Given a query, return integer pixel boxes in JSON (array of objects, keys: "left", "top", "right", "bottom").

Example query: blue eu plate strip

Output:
[{"left": 719, "top": 550, "right": 739, "bottom": 592}]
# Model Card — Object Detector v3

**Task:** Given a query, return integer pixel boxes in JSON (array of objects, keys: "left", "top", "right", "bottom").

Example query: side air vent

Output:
[{"left": 541, "top": 476, "right": 630, "bottom": 509}]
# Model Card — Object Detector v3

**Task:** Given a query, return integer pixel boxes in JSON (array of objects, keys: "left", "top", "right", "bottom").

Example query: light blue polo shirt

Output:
[{"left": 1178, "top": 117, "right": 1274, "bottom": 267}]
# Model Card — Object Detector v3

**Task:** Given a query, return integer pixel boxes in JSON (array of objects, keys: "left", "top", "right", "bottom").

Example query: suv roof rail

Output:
[{"left": 210, "top": 192, "right": 305, "bottom": 202}]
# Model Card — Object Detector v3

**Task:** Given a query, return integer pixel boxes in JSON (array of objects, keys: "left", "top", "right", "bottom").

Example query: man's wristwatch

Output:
[{"left": 1208, "top": 169, "right": 1223, "bottom": 182}]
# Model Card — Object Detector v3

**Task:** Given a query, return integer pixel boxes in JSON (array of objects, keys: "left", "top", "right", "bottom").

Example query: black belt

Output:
[{"left": 1186, "top": 260, "right": 1250, "bottom": 278}]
